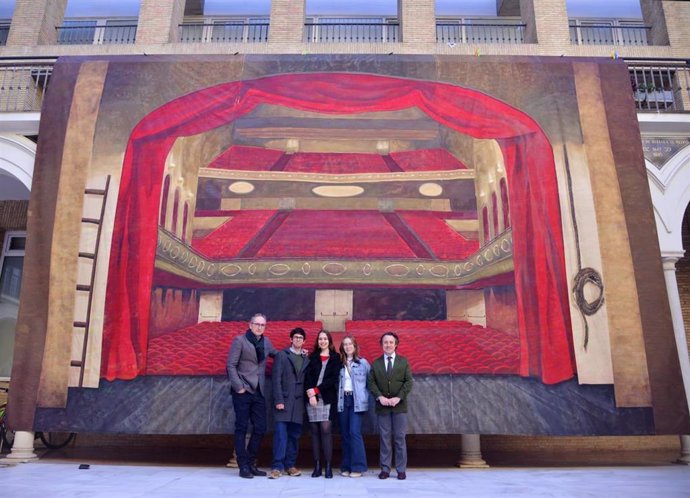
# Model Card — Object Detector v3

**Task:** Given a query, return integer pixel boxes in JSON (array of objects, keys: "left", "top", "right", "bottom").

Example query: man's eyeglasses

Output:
[
  {"left": 251, "top": 322, "right": 267, "bottom": 328},
  {"left": 292, "top": 336, "right": 305, "bottom": 341}
]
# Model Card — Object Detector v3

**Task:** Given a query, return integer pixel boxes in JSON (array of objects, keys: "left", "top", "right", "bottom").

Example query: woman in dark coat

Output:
[{"left": 304, "top": 330, "right": 341, "bottom": 478}]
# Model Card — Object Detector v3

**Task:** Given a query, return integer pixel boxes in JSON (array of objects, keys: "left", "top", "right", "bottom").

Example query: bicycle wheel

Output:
[{"left": 38, "top": 431, "right": 75, "bottom": 450}]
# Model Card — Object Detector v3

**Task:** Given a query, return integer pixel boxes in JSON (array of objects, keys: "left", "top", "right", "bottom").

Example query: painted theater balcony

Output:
[{"left": 152, "top": 96, "right": 518, "bottom": 289}]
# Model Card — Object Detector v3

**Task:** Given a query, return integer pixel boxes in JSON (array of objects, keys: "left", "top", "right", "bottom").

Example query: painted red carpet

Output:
[
  {"left": 145, "top": 320, "right": 520, "bottom": 376},
  {"left": 206, "top": 146, "right": 468, "bottom": 173},
  {"left": 191, "top": 210, "right": 479, "bottom": 260}
]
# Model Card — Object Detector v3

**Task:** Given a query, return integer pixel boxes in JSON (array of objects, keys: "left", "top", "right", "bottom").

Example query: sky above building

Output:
[{"left": 0, "top": 0, "right": 643, "bottom": 21}]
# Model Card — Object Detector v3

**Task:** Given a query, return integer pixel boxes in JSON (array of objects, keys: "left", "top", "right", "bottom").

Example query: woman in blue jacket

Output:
[{"left": 337, "top": 335, "right": 370, "bottom": 478}]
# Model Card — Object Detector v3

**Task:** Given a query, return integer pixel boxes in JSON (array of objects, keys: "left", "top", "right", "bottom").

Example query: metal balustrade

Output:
[
  {"left": 56, "top": 24, "right": 137, "bottom": 45},
  {"left": 1, "top": 58, "right": 688, "bottom": 114},
  {"left": 304, "top": 22, "right": 399, "bottom": 43},
  {"left": 437, "top": 20, "right": 525, "bottom": 44},
  {"left": 0, "top": 59, "right": 55, "bottom": 112},
  {"left": 179, "top": 22, "right": 269, "bottom": 43},
  {"left": 627, "top": 59, "right": 690, "bottom": 112},
  {"left": 570, "top": 20, "right": 650, "bottom": 46}
]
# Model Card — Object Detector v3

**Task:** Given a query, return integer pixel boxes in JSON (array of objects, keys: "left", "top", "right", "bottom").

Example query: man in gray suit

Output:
[{"left": 227, "top": 313, "right": 277, "bottom": 479}]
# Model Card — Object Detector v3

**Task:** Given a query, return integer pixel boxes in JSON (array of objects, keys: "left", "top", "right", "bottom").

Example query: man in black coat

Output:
[{"left": 269, "top": 328, "right": 310, "bottom": 479}]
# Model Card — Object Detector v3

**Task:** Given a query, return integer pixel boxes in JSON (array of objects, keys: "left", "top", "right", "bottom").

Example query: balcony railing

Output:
[
  {"left": 0, "top": 25, "right": 9, "bottom": 46},
  {"left": 437, "top": 18, "right": 525, "bottom": 44},
  {"left": 56, "top": 24, "right": 137, "bottom": 45},
  {"left": 305, "top": 21, "right": 399, "bottom": 43},
  {"left": 179, "top": 22, "right": 269, "bottom": 43},
  {"left": 570, "top": 19, "right": 650, "bottom": 46},
  {"left": 2, "top": 58, "right": 687, "bottom": 115},
  {"left": 627, "top": 59, "right": 690, "bottom": 112},
  {"left": 0, "top": 59, "right": 55, "bottom": 112}
]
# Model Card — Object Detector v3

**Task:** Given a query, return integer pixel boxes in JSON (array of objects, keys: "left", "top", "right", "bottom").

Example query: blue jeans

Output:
[
  {"left": 272, "top": 421, "right": 302, "bottom": 471},
  {"left": 339, "top": 395, "right": 367, "bottom": 472},
  {"left": 232, "top": 390, "right": 267, "bottom": 469}
]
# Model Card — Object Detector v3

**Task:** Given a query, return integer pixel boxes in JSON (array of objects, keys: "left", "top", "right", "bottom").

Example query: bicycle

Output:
[{"left": 0, "top": 387, "right": 76, "bottom": 451}]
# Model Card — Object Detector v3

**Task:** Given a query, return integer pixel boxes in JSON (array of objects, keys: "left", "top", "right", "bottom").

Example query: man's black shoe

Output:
[
  {"left": 250, "top": 466, "right": 267, "bottom": 477},
  {"left": 239, "top": 467, "right": 254, "bottom": 479}
]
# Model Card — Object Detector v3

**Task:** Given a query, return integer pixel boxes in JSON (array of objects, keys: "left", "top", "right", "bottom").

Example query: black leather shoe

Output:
[
  {"left": 324, "top": 462, "right": 333, "bottom": 479},
  {"left": 378, "top": 471, "right": 390, "bottom": 479},
  {"left": 249, "top": 465, "right": 267, "bottom": 477},
  {"left": 397, "top": 471, "right": 407, "bottom": 480},
  {"left": 311, "top": 461, "right": 322, "bottom": 478},
  {"left": 239, "top": 467, "right": 254, "bottom": 479}
]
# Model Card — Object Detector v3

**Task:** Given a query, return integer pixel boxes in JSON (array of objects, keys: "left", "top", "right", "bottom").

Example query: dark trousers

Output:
[
  {"left": 377, "top": 412, "right": 408, "bottom": 473},
  {"left": 232, "top": 390, "right": 267, "bottom": 469}
]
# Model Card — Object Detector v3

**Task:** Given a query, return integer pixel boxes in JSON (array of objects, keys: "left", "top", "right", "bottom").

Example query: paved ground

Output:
[
  {"left": 1, "top": 445, "right": 689, "bottom": 497},
  {"left": 2, "top": 459, "right": 690, "bottom": 497}
]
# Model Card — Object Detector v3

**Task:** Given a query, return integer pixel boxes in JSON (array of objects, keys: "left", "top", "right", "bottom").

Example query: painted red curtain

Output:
[{"left": 101, "top": 72, "right": 575, "bottom": 384}]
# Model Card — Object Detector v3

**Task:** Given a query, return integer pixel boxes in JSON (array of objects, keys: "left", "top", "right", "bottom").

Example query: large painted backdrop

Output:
[{"left": 9, "top": 55, "right": 690, "bottom": 436}]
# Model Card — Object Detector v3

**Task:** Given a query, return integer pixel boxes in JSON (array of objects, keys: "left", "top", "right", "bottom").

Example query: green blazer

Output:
[{"left": 367, "top": 354, "right": 414, "bottom": 414}]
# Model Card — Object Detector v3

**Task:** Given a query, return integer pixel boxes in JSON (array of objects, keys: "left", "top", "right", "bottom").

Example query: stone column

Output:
[
  {"left": 5, "top": 431, "right": 37, "bottom": 461},
  {"left": 6, "top": 0, "right": 67, "bottom": 46},
  {"left": 661, "top": 255, "right": 690, "bottom": 412},
  {"left": 457, "top": 434, "right": 489, "bottom": 468},
  {"left": 519, "top": 0, "right": 570, "bottom": 52},
  {"left": 678, "top": 435, "right": 690, "bottom": 465},
  {"left": 268, "top": 0, "right": 305, "bottom": 44},
  {"left": 661, "top": 255, "right": 690, "bottom": 465},
  {"left": 137, "top": 0, "right": 186, "bottom": 44},
  {"left": 639, "top": 0, "right": 670, "bottom": 46},
  {"left": 398, "top": 0, "right": 436, "bottom": 44}
]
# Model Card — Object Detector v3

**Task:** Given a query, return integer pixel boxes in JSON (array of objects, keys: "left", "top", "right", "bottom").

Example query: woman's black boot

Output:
[
  {"left": 324, "top": 461, "right": 333, "bottom": 479},
  {"left": 311, "top": 460, "right": 322, "bottom": 478}
]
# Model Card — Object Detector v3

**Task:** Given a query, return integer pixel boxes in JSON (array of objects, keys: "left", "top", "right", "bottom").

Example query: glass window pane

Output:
[
  {"left": 59, "top": 20, "right": 97, "bottom": 45},
  {"left": 8, "top": 236, "right": 25, "bottom": 251},
  {"left": 0, "top": 256, "right": 23, "bottom": 301},
  {"left": 0, "top": 254, "right": 23, "bottom": 378}
]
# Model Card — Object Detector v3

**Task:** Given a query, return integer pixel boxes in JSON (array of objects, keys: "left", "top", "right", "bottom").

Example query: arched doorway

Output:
[
  {"left": 677, "top": 207, "right": 690, "bottom": 373},
  {"left": 0, "top": 133, "right": 34, "bottom": 378}
]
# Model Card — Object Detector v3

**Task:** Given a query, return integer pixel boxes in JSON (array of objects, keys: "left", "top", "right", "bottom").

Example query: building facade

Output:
[{"left": 1, "top": 0, "right": 689, "bottom": 464}]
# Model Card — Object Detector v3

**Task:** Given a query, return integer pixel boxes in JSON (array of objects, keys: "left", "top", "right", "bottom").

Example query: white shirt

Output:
[
  {"left": 343, "top": 360, "right": 354, "bottom": 391},
  {"left": 385, "top": 352, "right": 396, "bottom": 369}
]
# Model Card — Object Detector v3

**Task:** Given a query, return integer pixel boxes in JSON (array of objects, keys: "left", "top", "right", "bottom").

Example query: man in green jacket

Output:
[{"left": 367, "top": 331, "right": 414, "bottom": 480}]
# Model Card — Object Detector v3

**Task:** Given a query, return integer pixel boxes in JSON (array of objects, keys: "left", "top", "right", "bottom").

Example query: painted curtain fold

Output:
[{"left": 100, "top": 72, "right": 575, "bottom": 384}]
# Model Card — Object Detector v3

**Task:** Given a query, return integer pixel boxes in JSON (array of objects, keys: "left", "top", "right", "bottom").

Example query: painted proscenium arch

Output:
[{"left": 101, "top": 72, "right": 575, "bottom": 384}]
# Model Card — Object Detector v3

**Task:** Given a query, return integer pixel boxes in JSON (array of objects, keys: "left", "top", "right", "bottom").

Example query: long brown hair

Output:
[
  {"left": 339, "top": 335, "right": 361, "bottom": 364},
  {"left": 311, "top": 330, "right": 335, "bottom": 358}
]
